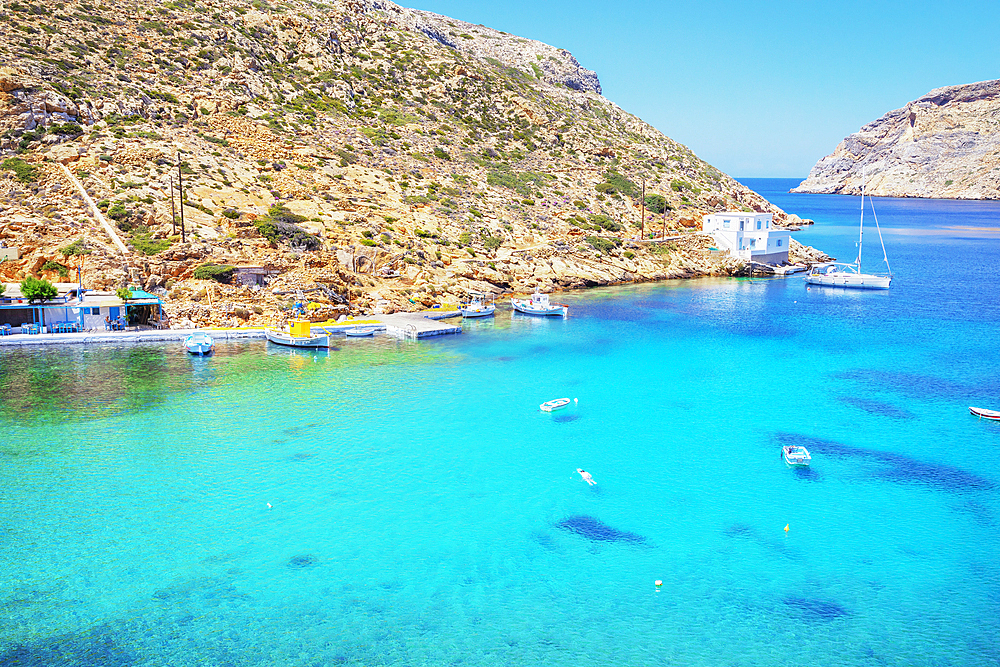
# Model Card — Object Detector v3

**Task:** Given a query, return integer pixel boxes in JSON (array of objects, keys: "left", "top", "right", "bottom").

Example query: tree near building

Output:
[{"left": 20, "top": 276, "right": 57, "bottom": 303}]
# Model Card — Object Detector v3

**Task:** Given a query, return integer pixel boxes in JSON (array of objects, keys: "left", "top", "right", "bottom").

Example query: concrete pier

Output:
[{"left": 0, "top": 312, "right": 463, "bottom": 347}]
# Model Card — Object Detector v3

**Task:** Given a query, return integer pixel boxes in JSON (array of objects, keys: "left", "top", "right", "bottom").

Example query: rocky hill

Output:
[
  {"left": 0, "top": 0, "right": 824, "bottom": 328},
  {"left": 793, "top": 79, "right": 1000, "bottom": 199}
]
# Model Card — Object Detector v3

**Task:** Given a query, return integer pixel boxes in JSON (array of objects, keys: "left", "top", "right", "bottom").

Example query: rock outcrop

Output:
[{"left": 793, "top": 79, "right": 1000, "bottom": 199}]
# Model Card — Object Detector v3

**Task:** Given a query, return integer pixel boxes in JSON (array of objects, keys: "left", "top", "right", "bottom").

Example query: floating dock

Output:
[{"left": 372, "top": 310, "right": 462, "bottom": 339}]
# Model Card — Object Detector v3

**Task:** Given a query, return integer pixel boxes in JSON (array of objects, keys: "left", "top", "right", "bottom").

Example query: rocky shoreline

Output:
[{"left": 0, "top": 0, "right": 831, "bottom": 329}]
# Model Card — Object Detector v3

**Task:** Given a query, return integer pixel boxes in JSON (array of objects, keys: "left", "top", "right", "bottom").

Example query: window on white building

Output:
[
  {"left": 723, "top": 220, "right": 730, "bottom": 229},
  {"left": 757, "top": 220, "right": 762, "bottom": 230},
  {"left": 777, "top": 239, "right": 783, "bottom": 247}
]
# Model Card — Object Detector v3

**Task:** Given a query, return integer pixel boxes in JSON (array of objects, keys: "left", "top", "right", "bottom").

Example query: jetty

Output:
[{"left": 0, "top": 310, "right": 463, "bottom": 347}]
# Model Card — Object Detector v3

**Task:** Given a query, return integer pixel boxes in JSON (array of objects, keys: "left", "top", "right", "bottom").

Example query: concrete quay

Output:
[{"left": 0, "top": 312, "right": 463, "bottom": 347}]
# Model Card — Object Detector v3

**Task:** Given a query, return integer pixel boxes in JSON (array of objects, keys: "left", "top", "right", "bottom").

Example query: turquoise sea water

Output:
[{"left": 2, "top": 180, "right": 999, "bottom": 666}]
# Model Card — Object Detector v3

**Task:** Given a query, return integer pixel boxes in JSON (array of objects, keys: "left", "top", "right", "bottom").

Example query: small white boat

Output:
[
  {"left": 782, "top": 445, "right": 812, "bottom": 466},
  {"left": 265, "top": 320, "right": 330, "bottom": 348},
  {"left": 184, "top": 332, "right": 214, "bottom": 355},
  {"left": 511, "top": 289, "right": 568, "bottom": 317},
  {"left": 345, "top": 326, "right": 375, "bottom": 337},
  {"left": 540, "top": 398, "right": 571, "bottom": 412},
  {"left": 460, "top": 291, "right": 495, "bottom": 318},
  {"left": 969, "top": 406, "right": 1000, "bottom": 421}
]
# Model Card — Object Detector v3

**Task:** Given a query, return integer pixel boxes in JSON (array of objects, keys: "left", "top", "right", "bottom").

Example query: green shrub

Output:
[
  {"left": 483, "top": 236, "right": 502, "bottom": 250},
  {"left": 644, "top": 194, "right": 669, "bottom": 214},
  {"left": 415, "top": 229, "right": 433, "bottom": 238},
  {"left": 40, "top": 260, "right": 70, "bottom": 278},
  {"left": 116, "top": 287, "right": 133, "bottom": 301},
  {"left": 1, "top": 157, "right": 40, "bottom": 183},
  {"left": 20, "top": 276, "right": 57, "bottom": 302},
  {"left": 589, "top": 214, "right": 622, "bottom": 232},
  {"left": 623, "top": 251, "right": 635, "bottom": 259},
  {"left": 598, "top": 170, "right": 636, "bottom": 197},
  {"left": 584, "top": 235, "right": 621, "bottom": 255},
  {"left": 222, "top": 208, "right": 241, "bottom": 219},
  {"left": 433, "top": 147, "right": 451, "bottom": 161},
  {"left": 193, "top": 263, "right": 236, "bottom": 283},
  {"left": 107, "top": 202, "right": 130, "bottom": 221},
  {"left": 459, "top": 232, "right": 472, "bottom": 245},
  {"left": 49, "top": 122, "right": 84, "bottom": 136},
  {"left": 360, "top": 238, "right": 376, "bottom": 247},
  {"left": 60, "top": 238, "right": 92, "bottom": 258},
  {"left": 252, "top": 205, "right": 320, "bottom": 250}
]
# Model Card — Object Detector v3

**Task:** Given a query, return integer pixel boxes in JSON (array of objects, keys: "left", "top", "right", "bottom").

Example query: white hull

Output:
[
  {"left": 540, "top": 398, "right": 571, "bottom": 412},
  {"left": 265, "top": 330, "right": 330, "bottom": 348},
  {"left": 184, "top": 333, "right": 214, "bottom": 355},
  {"left": 782, "top": 445, "right": 811, "bottom": 466},
  {"left": 345, "top": 327, "right": 375, "bottom": 337},
  {"left": 460, "top": 305, "right": 495, "bottom": 318},
  {"left": 970, "top": 406, "right": 1000, "bottom": 421},
  {"left": 805, "top": 272, "right": 891, "bottom": 289}
]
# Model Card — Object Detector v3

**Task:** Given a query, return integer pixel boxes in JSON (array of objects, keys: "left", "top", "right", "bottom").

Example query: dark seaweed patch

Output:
[
  {"left": 839, "top": 396, "right": 915, "bottom": 420},
  {"left": 552, "top": 414, "right": 580, "bottom": 423},
  {"left": 783, "top": 596, "right": 850, "bottom": 620},
  {"left": 793, "top": 465, "right": 820, "bottom": 481},
  {"left": 556, "top": 515, "right": 646, "bottom": 544},
  {"left": 833, "top": 369, "right": 972, "bottom": 399},
  {"left": 723, "top": 523, "right": 755, "bottom": 538},
  {"left": 288, "top": 554, "right": 318, "bottom": 568},
  {"left": 288, "top": 452, "right": 315, "bottom": 461},
  {"left": 0, "top": 625, "right": 137, "bottom": 666},
  {"left": 775, "top": 433, "right": 993, "bottom": 492}
]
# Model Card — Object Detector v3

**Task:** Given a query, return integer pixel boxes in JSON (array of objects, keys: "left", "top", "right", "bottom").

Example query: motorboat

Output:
[
  {"left": 265, "top": 319, "right": 330, "bottom": 348},
  {"left": 782, "top": 445, "right": 812, "bottom": 466},
  {"left": 511, "top": 289, "right": 568, "bottom": 317},
  {"left": 969, "top": 406, "right": 1000, "bottom": 421},
  {"left": 540, "top": 398, "right": 571, "bottom": 412},
  {"left": 184, "top": 331, "right": 215, "bottom": 355},
  {"left": 805, "top": 172, "right": 892, "bottom": 290},
  {"left": 460, "top": 291, "right": 495, "bottom": 318},
  {"left": 345, "top": 326, "right": 375, "bottom": 337}
]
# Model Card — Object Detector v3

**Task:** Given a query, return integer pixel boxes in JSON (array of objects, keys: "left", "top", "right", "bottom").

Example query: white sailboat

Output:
[{"left": 805, "top": 174, "right": 892, "bottom": 290}]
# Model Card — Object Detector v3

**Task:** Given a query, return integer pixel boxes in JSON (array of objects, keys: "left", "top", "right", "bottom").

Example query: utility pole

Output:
[
  {"left": 169, "top": 177, "right": 177, "bottom": 236},
  {"left": 177, "top": 154, "right": 186, "bottom": 243},
  {"left": 662, "top": 192, "right": 667, "bottom": 240},
  {"left": 640, "top": 179, "right": 645, "bottom": 241}
]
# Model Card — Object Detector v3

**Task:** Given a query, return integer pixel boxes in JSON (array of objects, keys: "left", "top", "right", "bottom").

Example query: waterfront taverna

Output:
[
  {"left": 0, "top": 284, "right": 164, "bottom": 333},
  {"left": 702, "top": 212, "right": 790, "bottom": 264}
]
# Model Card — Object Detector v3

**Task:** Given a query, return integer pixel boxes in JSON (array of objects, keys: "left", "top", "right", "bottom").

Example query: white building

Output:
[{"left": 702, "top": 212, "right": 790, "bottom": 264}]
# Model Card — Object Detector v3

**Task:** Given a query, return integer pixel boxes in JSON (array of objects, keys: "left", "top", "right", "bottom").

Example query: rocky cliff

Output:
[
  {"left": 0, "top": 0, "right": 824, "bottom": 328},
  {"left": 793, "top": 79, "right": 1000, "bottom": 199}
]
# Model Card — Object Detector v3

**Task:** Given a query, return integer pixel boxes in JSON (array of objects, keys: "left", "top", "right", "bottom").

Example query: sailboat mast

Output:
[{"left": 857, "top": 172, "right": 866, "bottom": 271}]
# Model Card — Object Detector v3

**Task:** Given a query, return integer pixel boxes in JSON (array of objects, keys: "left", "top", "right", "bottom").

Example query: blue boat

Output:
[{"left": 184, "top": 332, "right": 215, "bottom": 355}]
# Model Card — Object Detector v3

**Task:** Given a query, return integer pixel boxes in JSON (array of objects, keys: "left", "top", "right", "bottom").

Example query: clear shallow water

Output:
[{"left": 2, "top": 184, "right": 1000, "bottom": 666}]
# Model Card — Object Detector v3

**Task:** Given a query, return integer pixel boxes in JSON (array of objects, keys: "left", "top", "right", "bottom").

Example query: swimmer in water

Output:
[{"left": 576, "top": 468, "right": 596, "bottom": 486}]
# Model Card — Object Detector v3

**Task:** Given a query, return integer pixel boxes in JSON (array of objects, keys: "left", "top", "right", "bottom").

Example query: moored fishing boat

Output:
[
  {"left": 540, "top": 397, "right": 571, "bottom": 412},
  {"left": 511, "top": 289, "right": 568, "bottom": 317},
  {"left": 969, "top": 406, "right": 1000, "bottom": 421},
  {"left": 782, "top": 445, "right": 812, "bottom": 466},
  {"left": 460, "top": 291, "right": 495, "bottom": 318},
  {"left": 183, "top": 332, "right": 214, "bottom": 355},
  {"left": 265, "top": 319, "right": 330, "bottom": 348},
  {"left": 345, "top": 326, "right": 375, "bottom": 337}
]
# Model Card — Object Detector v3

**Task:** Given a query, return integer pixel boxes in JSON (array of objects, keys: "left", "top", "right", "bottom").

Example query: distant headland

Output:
[{"left": 793, "top": 79, "right": 1000, "bottom": 200}]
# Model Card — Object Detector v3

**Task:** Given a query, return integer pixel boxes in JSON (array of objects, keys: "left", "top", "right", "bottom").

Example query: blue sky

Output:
[{"left": 407, "top": 0, "right": 999, "bottom": 177}]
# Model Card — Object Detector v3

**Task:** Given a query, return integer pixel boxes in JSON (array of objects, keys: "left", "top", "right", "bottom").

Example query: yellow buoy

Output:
[{"left": 784, "top": 524, "right": 789, "bottom": 533}]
